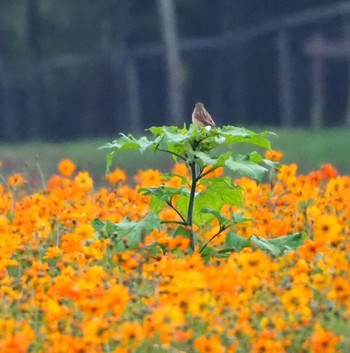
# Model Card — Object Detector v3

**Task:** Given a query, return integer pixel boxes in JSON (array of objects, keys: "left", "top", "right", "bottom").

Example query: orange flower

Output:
[
  {"left": 134, "top": 169, "right": 162, "bottom": 187},
  {"left": 112, "top": 348, "right": 129, "bottom": 353},
  {"left": 74, "top": 171, "right": 93, "bottom": 191},
  {"left": 298, "top": 239, "right": 328, "bottom": 260},
  {"left": 7, "top": 173, "right": 25, "bottom": 188},
  {"left": 265, "top": 149, "right": 284, "bottom": 161},
  {"left": 3, "top": 156, "right": 350, "bottom": 351},
  {"left": 251, "top": 330, "right": 286, "bottom": 353},
  {"left": 57, "top": 159, "right": 76, "bottom": 177},
  {"left": 0, "top": 319, "right": 36, "bottom": 353},
  {"left": 74, "top": 223, "right": 95, "bottom": 240},
  {"left": 43, "top": 246, "right": 63, "bottom": 259},
  {"left": 60, "top": 232, "right": 84, "bottom": 253},
  {"left": 281, "top": 284, "right": 312, "bottom": 319},
  {"left": 108, "top": 168, "right": 127, "bottom": 184},
  {"left": 202, "top": 166, "right": 224, "bottom": 178},
  {"left": 309, "top": 170, "right": 323, "bottom": 183},
  {"left": 117, "top": 321, "right": 144, "bottom": 347},
  {"left": 194, "top": 335, "right": 225, "bottom": 353},
  {"left": 313, "top": 215, "right": 341, "bottom": 244},
  {"left": 277, "top": 163, "right": 297, "bottom": 182},
  {"left": 328, "top": 277, "right": 350, "bottom": 303},
  {"left": 47, "top": 174, "right": 62, "bottom": 189},
  {"left": 310, "top": 324, "right": 340, "bottom": 353},
  {"left": 320, "top": 163, "right": 337, "bottom": 179},
  {"left": 165, "top": 236, "right": 191, "bottom": 251},
  {"left": 172, "top": 163, "right": 190, "bottom": 177}
]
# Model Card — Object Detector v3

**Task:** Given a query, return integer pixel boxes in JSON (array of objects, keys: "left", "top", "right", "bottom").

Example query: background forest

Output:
[{"left": 1, "top": 0, "right": 350, "bottom": 141}]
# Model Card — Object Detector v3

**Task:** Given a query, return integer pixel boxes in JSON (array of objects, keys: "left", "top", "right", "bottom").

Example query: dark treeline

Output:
[{"left": 1, "top": 0, "right": 350, "bottom": 141}]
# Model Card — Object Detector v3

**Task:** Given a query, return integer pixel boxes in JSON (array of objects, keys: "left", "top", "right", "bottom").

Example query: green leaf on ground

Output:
[
  {"left": 251, "top": 232, "right": 307, "bottom": 256},
  {"left": 225, "top": 232, "right": 251, "bottom": 251},
  {"left": 92, "top": 213, "right": 161, "bottom": 251}
]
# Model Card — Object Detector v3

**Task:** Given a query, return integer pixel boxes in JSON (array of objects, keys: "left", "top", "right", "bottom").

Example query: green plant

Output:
[{"left": 94, "top": 125, "right": 305, "bottom": 256}]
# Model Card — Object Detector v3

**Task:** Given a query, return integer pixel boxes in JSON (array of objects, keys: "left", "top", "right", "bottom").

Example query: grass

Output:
[
  {"left": 1, "top": 127, "right": 349, "bottom": 184},
  {"left": 0, "top": 139, "right": 170, "bottom": 185},
  {"left": 270, "top": 128, "right": 350, "bottom": 174}
]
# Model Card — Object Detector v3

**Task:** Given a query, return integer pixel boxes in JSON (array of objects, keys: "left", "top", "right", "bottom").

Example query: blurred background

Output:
[
  {"left": 2, "top": 0, "right": 350, "bottom": 141},
  {"left": 1, "top": 0, "right": 350, "bottom": 180}
]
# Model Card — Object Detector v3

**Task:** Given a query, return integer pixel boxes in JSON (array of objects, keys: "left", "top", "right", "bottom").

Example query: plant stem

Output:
[
  {"left": 166, "top": 200, "right": 186, "bottom": 223},
  {"left": 198, "top": 166, "right": 219, "bottom": 180},
  {"left": 187, "top": 161, "right": 197, "bottom": 251},
  {"left": 35, "top": 157, "right": 47, "bottom": 189},
  {"left": 199, "top": 226, "right": 229, "bottom": 254},
  {"left": 157, "top": 148, "right": 186, "bottom": 162},
  {"left": 160, "top": 220, "right": 187, "bottom": 226}
]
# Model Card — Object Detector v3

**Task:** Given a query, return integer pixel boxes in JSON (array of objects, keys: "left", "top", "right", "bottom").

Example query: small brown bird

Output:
[{"left": 192, "top": 102, "right": 216, "bottom": 128}]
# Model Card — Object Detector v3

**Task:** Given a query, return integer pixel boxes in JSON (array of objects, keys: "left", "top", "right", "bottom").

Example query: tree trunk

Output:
[
  {"left": 126, "top": 54, "right": 142, "bottom": 133},
  {"left": 0, "top": 61, "right": 18, "bottom": 140},
  {"left": 214, "top": 0, "right": 248, "bottom": 125},
  {"left": 26, "top": 0, "right": 46, "bottom": 139},
  {"left": 310, "top": 53, "right": 324, "bottom": 130},
  {"left": 211, "top": 0, "right": 231, "bottom": 124},
  {"left": 157, "top": 0, "right": 184, "bottom": 125},
  {"left": 277, "top": 30, "right": 294, "bottom": 127},
  {"left": 344, "top": 17, "right": 350, "bottom": 128},
  {"left": 109, "top": 0, "right": 135, "bottom": 132}
]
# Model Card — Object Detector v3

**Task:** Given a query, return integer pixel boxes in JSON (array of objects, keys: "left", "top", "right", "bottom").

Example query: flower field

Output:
[{"left": 1, "top": 156, "right": 350, "bottom": 353}]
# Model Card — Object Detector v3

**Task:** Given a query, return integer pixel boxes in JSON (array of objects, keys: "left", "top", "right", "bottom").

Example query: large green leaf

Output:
[
  {"left": 175, "top": 194, "right": 190, "bottom": 222},
  {"left": 225, "top": 232, "right": 251, "bottom": 251},
  {"left": 149, "top": 125, "right": 192, "bottom": 143},
  {"left": 263, "top": 159, "right": 281, "bottom": 169},
  {"left": 192, "top": 178, "right": 243, "bottom": 224},
  {"left": 139, "top": 186, "right": 190, "bottom": 214},
  {"left": 100, "top": 134, "right": 156, "bottom": 172},
  {"left": 193, "top": 151, "right": 219, "bottom": 166},
  {"left": 200, "top": 246, "right": 230, "bottom": 260},
  {"left": 92, "top": 213, "right": 161, "bottom": 251},
  {"left": 101, "top": 134, "right": 155, "bottom": 153},
  {"left": 171, "top": 225, "right": 192, "bottom": 238},
  {"left": 250, "top": 235, "right": 281, "bottom": 256},
  {"left": 139, "top": 186, "right": 190, "bottom": 200},
  {"left": 193, "top": 151, "right": 232, "bottom": 168},
  {"left": 225, "top": 155, "right": 267, "bottom": 182},
  {"left": 232, "top": 212, "right": 254, "bottom": 224},
  {"left": 266, "top": 232, "right": 307, "bottom": 251},
  {"left": 251, "top": 232, "right": 307, "bottom": 256},
  {"left": 219, "top": 126, "right": 273, "bottom": 149},
  {"left": 102, "top": 125, "right": 273, "bottom": 174},
  {"left": 200, "top": 208, "right": 231, "bottom": 226},
  {"left": 224, "top": 232, "right": 307, "bottom": 256},
  {"left": 149, "top": 125, "right": 198, "bottom": 158}
]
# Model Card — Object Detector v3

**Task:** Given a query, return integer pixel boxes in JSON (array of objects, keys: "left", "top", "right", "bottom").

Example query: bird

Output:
[{"left": 192, "top": 102, "right": 216, "bottom": 128}]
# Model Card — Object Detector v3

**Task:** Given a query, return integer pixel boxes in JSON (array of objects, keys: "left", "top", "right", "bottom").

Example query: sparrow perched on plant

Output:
[{"left": 192, "top": 102, "right": 216, "bottom": 128}]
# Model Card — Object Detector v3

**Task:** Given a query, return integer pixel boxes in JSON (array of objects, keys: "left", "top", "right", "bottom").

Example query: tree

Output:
[{"left": 157, "top": 0, "right": 184, "bottom": 125}]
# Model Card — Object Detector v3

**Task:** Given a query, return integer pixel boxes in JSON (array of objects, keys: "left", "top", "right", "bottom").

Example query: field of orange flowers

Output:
[{"left": 1, "top": 156, "right": 350, "bottom": 353}]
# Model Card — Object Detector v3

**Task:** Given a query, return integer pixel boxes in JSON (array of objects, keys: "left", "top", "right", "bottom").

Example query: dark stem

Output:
[
  {"left": 187, "top": 161, "right": 197, "bottom": 251},
  {"left": 160, "top": 220, "right": 187, "bottom": 226},
  {"left": 198, "top": 166, "right": 219, "bottom": 180},
  {"left": 166, "top": 200, "right": 187, "bottom": 223},
  {"left": 157, "top": 148, "right": 186, "bottom": 162},
  {"left": 199, "top": 225, "right": 229, "bottom": 254}
]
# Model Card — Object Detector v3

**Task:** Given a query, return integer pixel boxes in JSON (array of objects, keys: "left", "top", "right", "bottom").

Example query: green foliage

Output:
[
  {"left": 101, "top": 124, "right": 273, "bottom": 177},
  {"left": 92, "top": 213, "right": 161, "bottom": 251},
  {"left": 95, "top": 124, "right": 305, "bottom": 256},
  {"left": 251, "top": 232, "right": 308, "bottom": 255}
]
